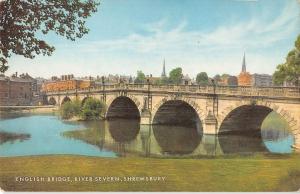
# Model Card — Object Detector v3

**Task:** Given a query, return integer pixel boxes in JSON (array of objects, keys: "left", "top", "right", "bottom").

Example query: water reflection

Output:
[
  {"left": 152, "top": 124, "right": 202, "bottom": 155},
  {"left": 218, "top": 132, "right": 268, "bottom": 154},
  {"left": 0, "top": 115, "right": 116, "bottom": 157},
  {"left": 0, "top": 113, "right": 295, "bottom": 157},
  {"left": 0, "top": 131, "right": 30, "bottom": 144},
  {"left": 108, "top": 119, "right": 140, "bottom": 143},
  {"left": 261, "top": 128, "right": 294, "bottom": 153},
  {"left": 107, "top": 119, "right": 140, "bottom": 157}
]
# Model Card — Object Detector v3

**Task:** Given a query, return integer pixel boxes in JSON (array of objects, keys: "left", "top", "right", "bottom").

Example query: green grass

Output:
[{"left": 0, "top": 155, "right": 300, "bottom": 191}]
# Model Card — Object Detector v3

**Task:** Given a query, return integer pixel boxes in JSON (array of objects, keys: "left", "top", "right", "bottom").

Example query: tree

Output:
[
  {"left": 81, "top": 98, "right": 106, "bottom": 120},
  {"left": 134, "top": 70, "right": 146, "bottom": 84},
  {"left": 273, "top": 35, "right": 300, "bottom": 86},
  {"left": 159, "top": 76, "right": 169, "bottom": 84},
  {"left": 221, "top": 74, "right": 230, "bottom": 79},
  {"left": 169, "top": 67, "right": 183, "bottom": 84},
  {"left": 196, "top": 72, "right": 209, "bottom": 85},
  {"left": 0, "top": 0, "right": 100, "bottom": 73},
  {"left": 60, "top": 100, "right": 81, "bottom": 119},
  {"left": 213, "top": 74, "right": 221, "bottom": 85}
]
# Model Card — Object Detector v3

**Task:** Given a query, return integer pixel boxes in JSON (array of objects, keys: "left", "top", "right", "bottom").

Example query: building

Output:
[
  {"left": 41, "top": 75, "right": 95, "bottom": 92},
  {"left": 227, "top": 76, "right": 238, "bottom": 86},
  {"left": 238, "top": 53, "right": 252, "bottom": 86},
  {"left": 252, "top": 73, "right": 273, "bottom": 87},
  {"left": 182, "top": 74, "right": 192, "bottom": 85},
  {"left": 0, "top": 73, "right": 33, "bottom": 106},
  {"left": 146, "top": 74, "right": 161, "bottom": 84},
  {"left": 105, "top": 74, "right": 120, "bottom": 84},
  {"left": 119, "top": 75, "right": 133, "bottom": 84},
  {"left": 19, "top": 73, "right": 38, "bottom": 94},
  {"left": 215, "top": 74, "right": 238, "bottom": 86},
  {"left": 61, "top": 74, "right": 74, "bottom": 81},
  {"left": 283, "top": 78, "right": 300, "bottom": 87}
]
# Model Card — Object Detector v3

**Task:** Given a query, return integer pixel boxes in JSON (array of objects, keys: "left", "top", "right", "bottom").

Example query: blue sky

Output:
[{"left": 6, "top": 0, "right": 300, "bottom": 78}]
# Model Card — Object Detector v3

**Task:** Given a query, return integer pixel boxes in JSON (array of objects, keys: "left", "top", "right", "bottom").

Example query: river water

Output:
[{"left": 0, "top": 113, "right": 294, "bottom": 157}]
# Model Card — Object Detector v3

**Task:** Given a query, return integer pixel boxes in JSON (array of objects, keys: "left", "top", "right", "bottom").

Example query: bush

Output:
[
  {"left": 60, "top": 100, "right": 81, "bottom": 119},
  {"left": 81, "top": 98, "right": 106, "bottom": 120}
]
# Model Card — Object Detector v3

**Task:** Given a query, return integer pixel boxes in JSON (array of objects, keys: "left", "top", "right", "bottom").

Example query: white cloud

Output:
[{"left": 6, "top": 0, "right": 300, "bottom": 78}]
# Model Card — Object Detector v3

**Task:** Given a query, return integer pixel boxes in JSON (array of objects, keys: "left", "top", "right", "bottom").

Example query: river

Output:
[{"left": 0, "top": 113, "right": 294, "bottom": 157}]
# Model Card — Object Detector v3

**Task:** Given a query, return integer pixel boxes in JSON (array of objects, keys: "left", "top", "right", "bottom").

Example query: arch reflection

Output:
[
  {"left": 108, "top": 119, "right": 140, "bottom": 143},
  {"left": 218, "top": 132, "right": 268, "bottom": 154},
  {"left": 152, "top": 124, "right": 202, "bottom": 155}
]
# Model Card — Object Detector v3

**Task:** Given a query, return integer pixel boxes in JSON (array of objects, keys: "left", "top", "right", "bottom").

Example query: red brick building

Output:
[
  {"left": 41, "top": 75, "right": 95, "bottom": 92},
  {"left": 0, "top": 74, "right": 33, "bottom": 106}
]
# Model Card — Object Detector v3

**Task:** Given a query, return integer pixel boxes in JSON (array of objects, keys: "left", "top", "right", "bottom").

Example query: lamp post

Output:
[
  {"left": 75, "top": 80, "right": 78, "bottom": 98},
  {"left": 102, "top": 76, "right": 105, "bottom": 91},
  {"left": 147, "top": 78, "right": 150, "bottom": 110},
  {"left": 102, "top": 76, "right": 105, "bottom": 102},
  {"left": 88, "top": 76, "right": 91, "bottom": 94},
  {"left": 212, "top": 79, "right": 216, "bottom": 95}
]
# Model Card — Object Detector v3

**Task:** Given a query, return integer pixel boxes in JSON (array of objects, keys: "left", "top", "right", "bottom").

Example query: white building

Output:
[{"left": 251, "top": 74, "right": 273, "bottom": 87}]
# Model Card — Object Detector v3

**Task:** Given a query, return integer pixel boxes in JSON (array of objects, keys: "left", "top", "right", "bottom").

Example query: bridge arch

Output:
[
  {"left": 61, "top": 96, "right": 71, "bottom": 105},
  {"left": 81, "top": 96, "right": 92, "bottom": 106},
  {"left": 152, "top": 98, "right": 203, "bottom": 155},
  {"left": 106, "top": 96, "right": 141, "bottom": 119},
  {"left": 48, "top": 97, "right": 57, "bottom": 105},
  {"left": 218, "top": 100, "right": 298, "bottom": 136},
  {"left": 152, "top": 99, "right": 203, "bottom": 129},
  {"left": 152, "top": 96, "right": 205, "bottom": 126}
]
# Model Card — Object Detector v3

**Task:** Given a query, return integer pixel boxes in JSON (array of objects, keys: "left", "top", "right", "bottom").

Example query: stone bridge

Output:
[{"left": 44, "top": 84, "right": 300, "bottom": 150}]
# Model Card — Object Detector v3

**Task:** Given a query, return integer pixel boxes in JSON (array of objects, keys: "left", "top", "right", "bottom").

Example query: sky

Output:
[{"left": 6, "top": 0, "right": 300, "bottom": 78}]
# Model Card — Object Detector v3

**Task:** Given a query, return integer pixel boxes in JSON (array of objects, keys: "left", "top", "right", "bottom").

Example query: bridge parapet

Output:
[{"left": 45, "top": 84, "right": 300, "bottom": 99}]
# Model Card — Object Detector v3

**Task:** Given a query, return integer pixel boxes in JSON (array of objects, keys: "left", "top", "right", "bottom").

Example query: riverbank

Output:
[
  {"left": 0, "top": 106, "right": 58, "bottom": 114},
  {"left": 0, "top": 154, "right": 299, "bottom": 191}
]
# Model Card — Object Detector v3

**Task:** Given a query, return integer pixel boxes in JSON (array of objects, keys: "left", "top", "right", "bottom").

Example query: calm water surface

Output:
[{"left": 0, "top": 113, "right": 294, "bottom": 157}]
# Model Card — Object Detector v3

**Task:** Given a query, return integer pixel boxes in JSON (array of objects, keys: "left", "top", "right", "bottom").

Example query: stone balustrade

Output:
[{"left": 44, "top": 84, "right": 300, "bottom": 99}]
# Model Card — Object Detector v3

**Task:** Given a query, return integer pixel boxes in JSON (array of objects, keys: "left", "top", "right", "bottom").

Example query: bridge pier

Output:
[
  {"left": 140, "top": 109, "right": 152, "bottom": 125},
  {"left": 203, "top": 111, "right": 218, "bottom": 134},
  {"left": 293, "top": 135, "right": 300, "bottom": 152}
]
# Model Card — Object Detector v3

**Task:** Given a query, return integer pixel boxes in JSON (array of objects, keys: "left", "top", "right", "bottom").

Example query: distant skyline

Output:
[{"left": 5, "top": 0, "right": 300, "bottom": 79}]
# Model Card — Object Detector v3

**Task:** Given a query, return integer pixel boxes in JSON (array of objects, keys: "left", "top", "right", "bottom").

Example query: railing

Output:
[{"left": 45, "top": 84, "right": 300, "bottom": 98}]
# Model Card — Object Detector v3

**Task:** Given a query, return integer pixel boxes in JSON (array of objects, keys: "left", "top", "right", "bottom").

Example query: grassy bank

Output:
[{"left": 0, "top": 155, "right": 300, "bottom": 191}]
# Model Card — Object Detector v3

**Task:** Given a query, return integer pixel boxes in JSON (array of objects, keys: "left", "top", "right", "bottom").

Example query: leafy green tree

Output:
[
  {"left": 221, "top": 74, "right": 230, "bottom": 79},
  {"left": 81, "top": 98, "right": 106, "bottom": 120},
  {"left": 196, "top": 72, "right": 209, "bottom": 85},
  {"left": 155, "top": 76, "right": 169, "bottom": 85},
  {"left": 160, "top": 76, "right": 169, "bottom": 84},
  {"left": 273, "top": 35, "right": 300, "bottom": 86},
  {"left": 273, "top": 64, "right": 288, "bottom": 85},
  {"left": 169, "top": 67, "right": 183, "bottom": 84},
  {"left": 0, "top": 0, "right": 100, "bottom": 73},
  {"left": 60, "top": 100, "right": 81, "bottom": 119},
  {"left": 134, "top": 70, "right": 146, "bottom": 84},
  {"left": 213, "top": 74, "right": 221, "bottom": 82}
]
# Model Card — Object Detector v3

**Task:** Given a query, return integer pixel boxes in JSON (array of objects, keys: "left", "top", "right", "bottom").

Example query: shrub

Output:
[
  {"left": 60, "top": 100, "right": 81, "bottom": 119},
  {"left": 81, "top": 98, "right": 106, "bottom": 120}
]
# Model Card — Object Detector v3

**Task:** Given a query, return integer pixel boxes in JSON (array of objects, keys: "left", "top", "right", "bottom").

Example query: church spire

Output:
[
  {"left": 161, "top": 59, "right": 166, "bottom": 77},
  {"left": 242, "top": 52, "right": 246, "bottom": 73}
]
